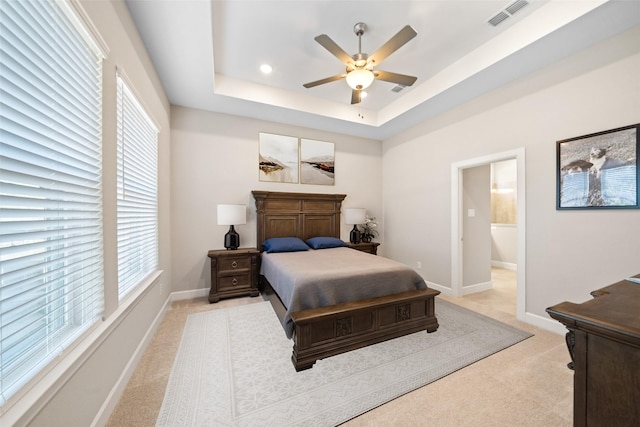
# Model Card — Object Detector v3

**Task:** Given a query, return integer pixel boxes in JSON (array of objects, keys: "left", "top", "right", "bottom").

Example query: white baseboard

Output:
[
  {"left": 425, "top": 281, "right": 453, "bottom": 296},
  {"left": 461, "top": 280, "right": 493, "bottom": 295},
  {"left": 524, "top": 311, "right": 567, "bottom": 335},
  {"left": 491, "top": 261, "right": 517, "bottom": 270},
  {"left": 171, "top": 287, "right": 209, "bottom": 302},
  {"left": 426, "top": 280, "right": 494, "bottom": 296}
]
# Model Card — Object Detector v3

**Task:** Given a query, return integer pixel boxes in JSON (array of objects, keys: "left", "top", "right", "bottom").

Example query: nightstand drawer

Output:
[
  {"left": 218, "top": 273, "right": 251, "bottom": 291},
  {"left": 219, "top": 256, "right": 251, "bottom": 272}
]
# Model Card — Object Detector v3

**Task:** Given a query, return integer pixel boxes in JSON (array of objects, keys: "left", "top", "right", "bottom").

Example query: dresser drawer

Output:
[
  {"left": 218, "top": 273, "right": 251, "bottom": 291},
  {"left": 218, "top": 256, "right": 251, "bottom": 272}
]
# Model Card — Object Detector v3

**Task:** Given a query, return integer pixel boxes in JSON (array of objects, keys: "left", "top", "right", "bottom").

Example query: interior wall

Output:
[
  {"left": 491, "top": 159, "right": 517, "bottom": 224},
  {"left": 462, "top": 165, "right": 492, "bottom": 287},
  {"left": 491, "top": 225, "right": 518, "bottom": 268},
  {"left": 382, "top": 26, "right": 640, "bottom": 325},
  {"left": 170, "top": 106, "right": 382, "bottom": 293},
  {"left": 8, "top": 1, "right": 173, "bottom": 426}
]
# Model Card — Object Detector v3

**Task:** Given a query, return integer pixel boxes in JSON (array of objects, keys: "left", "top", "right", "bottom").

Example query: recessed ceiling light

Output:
[
  {"left": 260, "top": 64, "right": 272, "bottom": 74},
  {"left": 361, "top": 91, "right": 368, "bottom": 99}
]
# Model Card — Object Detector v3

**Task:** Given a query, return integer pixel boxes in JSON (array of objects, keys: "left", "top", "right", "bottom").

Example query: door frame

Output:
[{"left": 451, "top": 148, "right": 526, "bottom": 322}]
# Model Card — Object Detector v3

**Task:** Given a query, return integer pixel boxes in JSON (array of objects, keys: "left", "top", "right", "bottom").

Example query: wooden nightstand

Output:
[
  {"left": 346, "top": 242, "right": 380, "bottom": 255},
  {"left": 207, "top": 248, "right": 260, "bottom": 303}
]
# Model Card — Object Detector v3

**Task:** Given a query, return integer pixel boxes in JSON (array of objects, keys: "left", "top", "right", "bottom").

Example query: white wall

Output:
[
  {"left": 491, "top": 224, "right": 518, "bottom": 268},
  {"left": 170, "top": 107, "right": 382, "bottom": 293},
  {"left": 5, "top": 1, "right": 172, "bottom": 426},
  {"left": 383, "top": 26, "right": 640, "bottom": 322}
]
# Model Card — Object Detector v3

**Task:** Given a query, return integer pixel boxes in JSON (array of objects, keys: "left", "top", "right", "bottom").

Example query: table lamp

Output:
[
  {"left": 217, "top": 204, "right": 246, "bottom": 250},
  {"left": 344, "top": 208, "right": 366, "bottom": 244}
]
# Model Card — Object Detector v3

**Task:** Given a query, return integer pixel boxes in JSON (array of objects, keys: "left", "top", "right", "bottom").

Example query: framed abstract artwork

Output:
[
  {"left": 556, "top": 124, "right": 639, "bottom": 209},
  {"left": 258, "top": 132, "right": 299, "bottom": 183},
  {"left": 300, "top": 138, "right": 335, "bottom": 185}
]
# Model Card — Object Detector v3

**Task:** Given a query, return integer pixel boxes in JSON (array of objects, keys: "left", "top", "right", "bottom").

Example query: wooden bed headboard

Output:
[{"left": 252, "top": 191, "right": 346, "bottom": 250}]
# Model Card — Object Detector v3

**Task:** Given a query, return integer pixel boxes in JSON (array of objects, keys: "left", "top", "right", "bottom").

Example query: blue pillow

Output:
[
  {"left": 306, "top": 237, "right": 347, "bottom": 250},
  {"left": 262, "top": 237, "right": 309, "bottom": 253}
]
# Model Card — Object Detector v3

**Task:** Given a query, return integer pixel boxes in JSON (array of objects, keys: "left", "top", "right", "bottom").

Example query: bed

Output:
[{"left": 252, "top": 190, "right": 440, "bottom": 371}]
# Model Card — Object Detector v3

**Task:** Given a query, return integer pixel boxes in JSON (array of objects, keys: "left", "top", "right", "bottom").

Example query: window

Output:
[
  {"left": 116, "top": 75, "right": 158, "bottom": 299},
  {"left": 0, "top": 0, "right": 104, "bottom": 403}
]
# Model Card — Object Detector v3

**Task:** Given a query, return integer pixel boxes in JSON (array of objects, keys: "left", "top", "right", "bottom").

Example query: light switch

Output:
[{"left": 467, "top": 209, "right": 476, "bottom": 217}]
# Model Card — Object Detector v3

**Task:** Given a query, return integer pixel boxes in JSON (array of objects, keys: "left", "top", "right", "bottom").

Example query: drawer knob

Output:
[
  {"left": 232, "top": 278, "right": 238, "bottom": 286},
  {"left": 231, "top": 261, "right": 238, "bottom": 268}
]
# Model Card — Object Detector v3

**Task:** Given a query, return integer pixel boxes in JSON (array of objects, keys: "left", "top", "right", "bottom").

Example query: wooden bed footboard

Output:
[
  {"left": 262, "top": 277, "right": 440, "bottom": 371},
  {"left": 291, "top": 288, "right": 440, "bottom": 370}
]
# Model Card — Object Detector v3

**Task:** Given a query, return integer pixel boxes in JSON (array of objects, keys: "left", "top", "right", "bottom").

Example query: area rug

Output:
[{"left": 156, "top": 300, "right": 532, "bottom": 426}]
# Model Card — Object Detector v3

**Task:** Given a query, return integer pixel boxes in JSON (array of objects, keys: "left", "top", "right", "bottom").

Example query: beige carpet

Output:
[{"left": 156, "top": 299, "right": 532, "bottom": 426}]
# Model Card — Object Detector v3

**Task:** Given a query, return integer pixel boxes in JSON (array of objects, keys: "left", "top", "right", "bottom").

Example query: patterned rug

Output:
[{"left": 156, "top": 300, "right": 532, "bottom": 426}]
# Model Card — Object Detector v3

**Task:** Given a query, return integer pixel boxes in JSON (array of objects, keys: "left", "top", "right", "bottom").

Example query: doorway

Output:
[{"left": 451, "top": 148, "right": 526, "bottom": 322}]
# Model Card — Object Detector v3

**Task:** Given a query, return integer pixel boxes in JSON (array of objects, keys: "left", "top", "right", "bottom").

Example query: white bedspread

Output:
[{"left": 260, "top": 247, "right": 428, "bottom": 338}]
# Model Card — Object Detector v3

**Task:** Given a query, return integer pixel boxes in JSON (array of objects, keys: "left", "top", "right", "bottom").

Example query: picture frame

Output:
[
  {"left": 257, "top": 133, "right": 336, "bottom": 186},
  {"left": 300, "top": 138, "right": 335, "bottom": 185},
  {"left": 556, "top": 124, "right": 639, "bottom": 209},
  {"left": 258, "top": 132, "right": 299, "bottom": 183}
]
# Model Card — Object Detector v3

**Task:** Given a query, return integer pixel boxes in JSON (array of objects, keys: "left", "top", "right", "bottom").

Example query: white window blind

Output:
[
  {"left": 116, "top": 75, "right": 158, "bottom": 299},
  {"left": 0, "top": 0, "right": 104, "bottom": 404}
]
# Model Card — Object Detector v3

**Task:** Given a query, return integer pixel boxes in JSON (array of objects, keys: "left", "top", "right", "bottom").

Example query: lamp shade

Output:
[
  {"left": 346, "top": 69, "right": 374, "bottom": 90},
  {"left": 217, "top": 204, "right": 246, "bottom": 225},
  {"left": 344, "top": 208, "right": 366, "bottom": 225}
]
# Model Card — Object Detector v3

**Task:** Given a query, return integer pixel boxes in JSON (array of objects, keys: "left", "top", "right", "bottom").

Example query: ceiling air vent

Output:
[
  {"left": 505, "top": 0, "right": 529, "bottom": 15},
  {"left": 391, "top": 84, "right": 406, "bottom": 93},
  {"left": 487, "top": 0, "right": 529, "bottom": 27},
  {"left": 488, "top": 11, "right": 510, "bottom": 27}
]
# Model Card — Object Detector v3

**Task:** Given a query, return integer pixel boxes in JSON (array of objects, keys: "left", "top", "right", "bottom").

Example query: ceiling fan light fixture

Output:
[{"left": 346, "top": 68, "right": 374, "bottom": 90}]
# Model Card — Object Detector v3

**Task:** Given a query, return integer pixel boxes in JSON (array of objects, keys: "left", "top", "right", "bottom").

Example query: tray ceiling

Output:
[{"left": 126, "top": 0, "right": 640, "bottom": 139}]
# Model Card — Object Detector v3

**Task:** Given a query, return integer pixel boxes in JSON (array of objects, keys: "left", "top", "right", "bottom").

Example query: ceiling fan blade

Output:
[
  {"left": 350, "top": 89, "right": 361, "bottom": 105},
  {"left": 374, "top": 70, "right": 417, "bottom": 87},
  {"left": 369, "top": 25, "right": 417, "bottom": 65},
  {"left": 303, "top": 73, "right": 347, "bottom": 88},
  {"left": 314, "top": 34, "right": 353, "bottom": 64}
]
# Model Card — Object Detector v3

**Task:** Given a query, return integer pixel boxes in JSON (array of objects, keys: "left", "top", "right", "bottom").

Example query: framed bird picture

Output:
[{"left": 556, "top": 124, "right": 639, "bottom": 209}]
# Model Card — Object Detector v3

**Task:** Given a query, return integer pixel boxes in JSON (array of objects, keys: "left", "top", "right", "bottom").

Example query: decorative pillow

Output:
[
  {"left": 262, "top": 237, "right": 309, "bottom": 253},
  {"left": 306, "top": 236, "right": 347, "bottom": 250}
]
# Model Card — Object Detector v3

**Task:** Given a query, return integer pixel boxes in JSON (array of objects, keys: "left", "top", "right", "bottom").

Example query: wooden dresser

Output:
[{"left": 546, "top": 275, "right": 640, "bottom": 427}]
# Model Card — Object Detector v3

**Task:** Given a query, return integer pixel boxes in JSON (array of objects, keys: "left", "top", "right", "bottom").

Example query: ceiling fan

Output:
[{"left": 303, "top": 22, "right": 418, "bottom": 105}]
